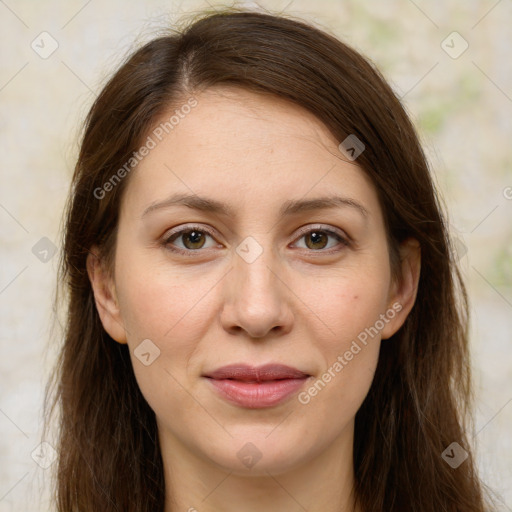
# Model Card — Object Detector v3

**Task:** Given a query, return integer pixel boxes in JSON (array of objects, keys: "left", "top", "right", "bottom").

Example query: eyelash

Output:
[{"left": 162, "top": 224, "right": 350, "bottom": 257}]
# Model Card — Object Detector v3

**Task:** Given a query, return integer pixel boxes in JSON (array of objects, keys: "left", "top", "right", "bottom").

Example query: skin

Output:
[{"left": 88, "top": 86, "right": 421, "bottom": 512}]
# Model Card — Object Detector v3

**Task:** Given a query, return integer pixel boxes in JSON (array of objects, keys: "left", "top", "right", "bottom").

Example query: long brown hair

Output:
[{"left": 44, "top": 6, "right": 495, "bottom": 511}]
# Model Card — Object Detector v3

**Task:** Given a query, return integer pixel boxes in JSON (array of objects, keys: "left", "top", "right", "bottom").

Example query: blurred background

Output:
[{"left": 0, "top": 0, "right": 511, "bottom": 510}]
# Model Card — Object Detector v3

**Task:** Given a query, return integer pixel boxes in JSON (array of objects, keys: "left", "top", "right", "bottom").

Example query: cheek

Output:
[
  {"left": 294, "top": 268, "right": 389, "bottom": 415},
  {"left": 115, "top": 254, "right": 218, "bottom": 341},
  {"left": 313, "top": 283, "right": 384, "bottom": 390},
  {"left": 299, "top": 265, "right": 391, "bottom": 347},
  {"left": 113, "top": 253, "right": 215, "bottom": 387}
]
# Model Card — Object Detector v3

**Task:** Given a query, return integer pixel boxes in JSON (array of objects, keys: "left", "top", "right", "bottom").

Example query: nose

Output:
[{"left": 220, "top": 241, "right": 294, "bottom": 340}]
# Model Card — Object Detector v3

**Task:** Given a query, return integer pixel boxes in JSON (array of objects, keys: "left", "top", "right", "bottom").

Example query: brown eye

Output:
[
  {"left": 179, "top": 230, "right": 207, "bottom": 250},
  {"left": 293, "top": 226, "right": 349, "bottom": 252},
  {"left": 304, "top": 231, "right": 329, "bottom": 250},
  {"left": 163, "top": 225, "right": 218, "bottom": 254}
]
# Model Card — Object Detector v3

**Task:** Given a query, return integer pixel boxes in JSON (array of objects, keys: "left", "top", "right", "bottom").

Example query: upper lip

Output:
[{"left": 204, "top": 364, "right": 309, "bottom": 381}]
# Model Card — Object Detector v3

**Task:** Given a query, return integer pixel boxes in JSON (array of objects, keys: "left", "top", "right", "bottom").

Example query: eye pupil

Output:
[
  {"left": 306, "top": 231, "right": 328, "bottom": 250},
  {"left": 184, "top": 230, "right": 206, "bottom": 249}
]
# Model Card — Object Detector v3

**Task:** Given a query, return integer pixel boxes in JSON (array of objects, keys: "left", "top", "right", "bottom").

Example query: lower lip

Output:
[{"left": 206, "top": 377, "right": 309, "bottom": 409}]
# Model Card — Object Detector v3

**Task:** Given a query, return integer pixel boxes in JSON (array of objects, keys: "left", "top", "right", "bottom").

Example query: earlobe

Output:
[
  {"left": 86, "top": 247, "right": 128, "bottom": 344},
  {"left": 381, "top": 238, "right": 421, "bottom": 340}
]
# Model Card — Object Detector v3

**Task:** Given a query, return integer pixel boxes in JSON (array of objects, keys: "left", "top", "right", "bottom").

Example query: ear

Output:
[
  {"left": 86, "top": 246, "right": 128, "bottom": 344},
  {"left": 381, "top": 238, "right": 421, "bottom": 340}
]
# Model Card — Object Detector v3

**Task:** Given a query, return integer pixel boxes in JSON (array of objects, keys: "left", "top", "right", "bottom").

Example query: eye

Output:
[
  {"left": 163, "top": 225, "right": 219, "bottom": 255},
  {"left": 292, "top": 225, "right": 349, "bottom": 252},
  {"left": 162, "top": 224, "right": 350, "bottom": 257}
]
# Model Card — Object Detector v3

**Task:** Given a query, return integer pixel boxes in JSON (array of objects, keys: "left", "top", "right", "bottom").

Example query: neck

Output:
[{"left": 161, "top": 423, "right": 360, "bottom": 512}]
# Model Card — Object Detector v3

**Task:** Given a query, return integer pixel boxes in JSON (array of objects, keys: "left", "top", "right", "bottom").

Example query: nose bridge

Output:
[
  {"left": 237, "top": 237, "right": 279, "bottom": 300},
  {"left": 221, "top": 234, "right": 292, "bottom": 338}
]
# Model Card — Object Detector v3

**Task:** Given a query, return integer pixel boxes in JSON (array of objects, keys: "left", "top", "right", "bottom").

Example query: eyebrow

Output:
[{"left": 141, "top": 192, "right": 369, "bottom": 220}]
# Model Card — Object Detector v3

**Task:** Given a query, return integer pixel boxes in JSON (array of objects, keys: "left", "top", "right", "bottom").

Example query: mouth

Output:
[{"left": 203, "top": 363, "right": 311, "bottom": 409}]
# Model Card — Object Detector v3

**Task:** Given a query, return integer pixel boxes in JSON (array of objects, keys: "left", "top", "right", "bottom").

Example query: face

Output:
[{"left": 88, "top": 86, "right": 419, "bottom": 476}]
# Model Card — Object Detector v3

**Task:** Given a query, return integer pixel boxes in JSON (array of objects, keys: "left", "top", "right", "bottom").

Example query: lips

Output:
[
  {"left": 204, "top": 363, "right": 309, "bottom": 381},
  {"left": 203, "top": 364, "right": 310, "bottom": 409}
]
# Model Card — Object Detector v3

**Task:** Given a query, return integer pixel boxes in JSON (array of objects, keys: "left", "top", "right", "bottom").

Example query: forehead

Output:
[
  {"left": 121, "top": 86, "right": 379, "bottom": 220},
  {"left": 161, "top": 86, "right": 341, "bottom": 158}
]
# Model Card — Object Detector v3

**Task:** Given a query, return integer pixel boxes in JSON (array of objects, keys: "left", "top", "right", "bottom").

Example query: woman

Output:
[{"left": 44, "top": 7, "right": 495, "bottom": 512}]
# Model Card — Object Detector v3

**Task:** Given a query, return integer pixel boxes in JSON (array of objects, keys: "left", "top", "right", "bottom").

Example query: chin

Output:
[{"left": 203, "top": 428, "right": 313, "bottom": 476}]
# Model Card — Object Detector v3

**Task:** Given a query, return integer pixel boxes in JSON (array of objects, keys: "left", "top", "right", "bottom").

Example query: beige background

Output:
[{"left": 0, "top": 0, "right": 511, "bottom": 510}]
